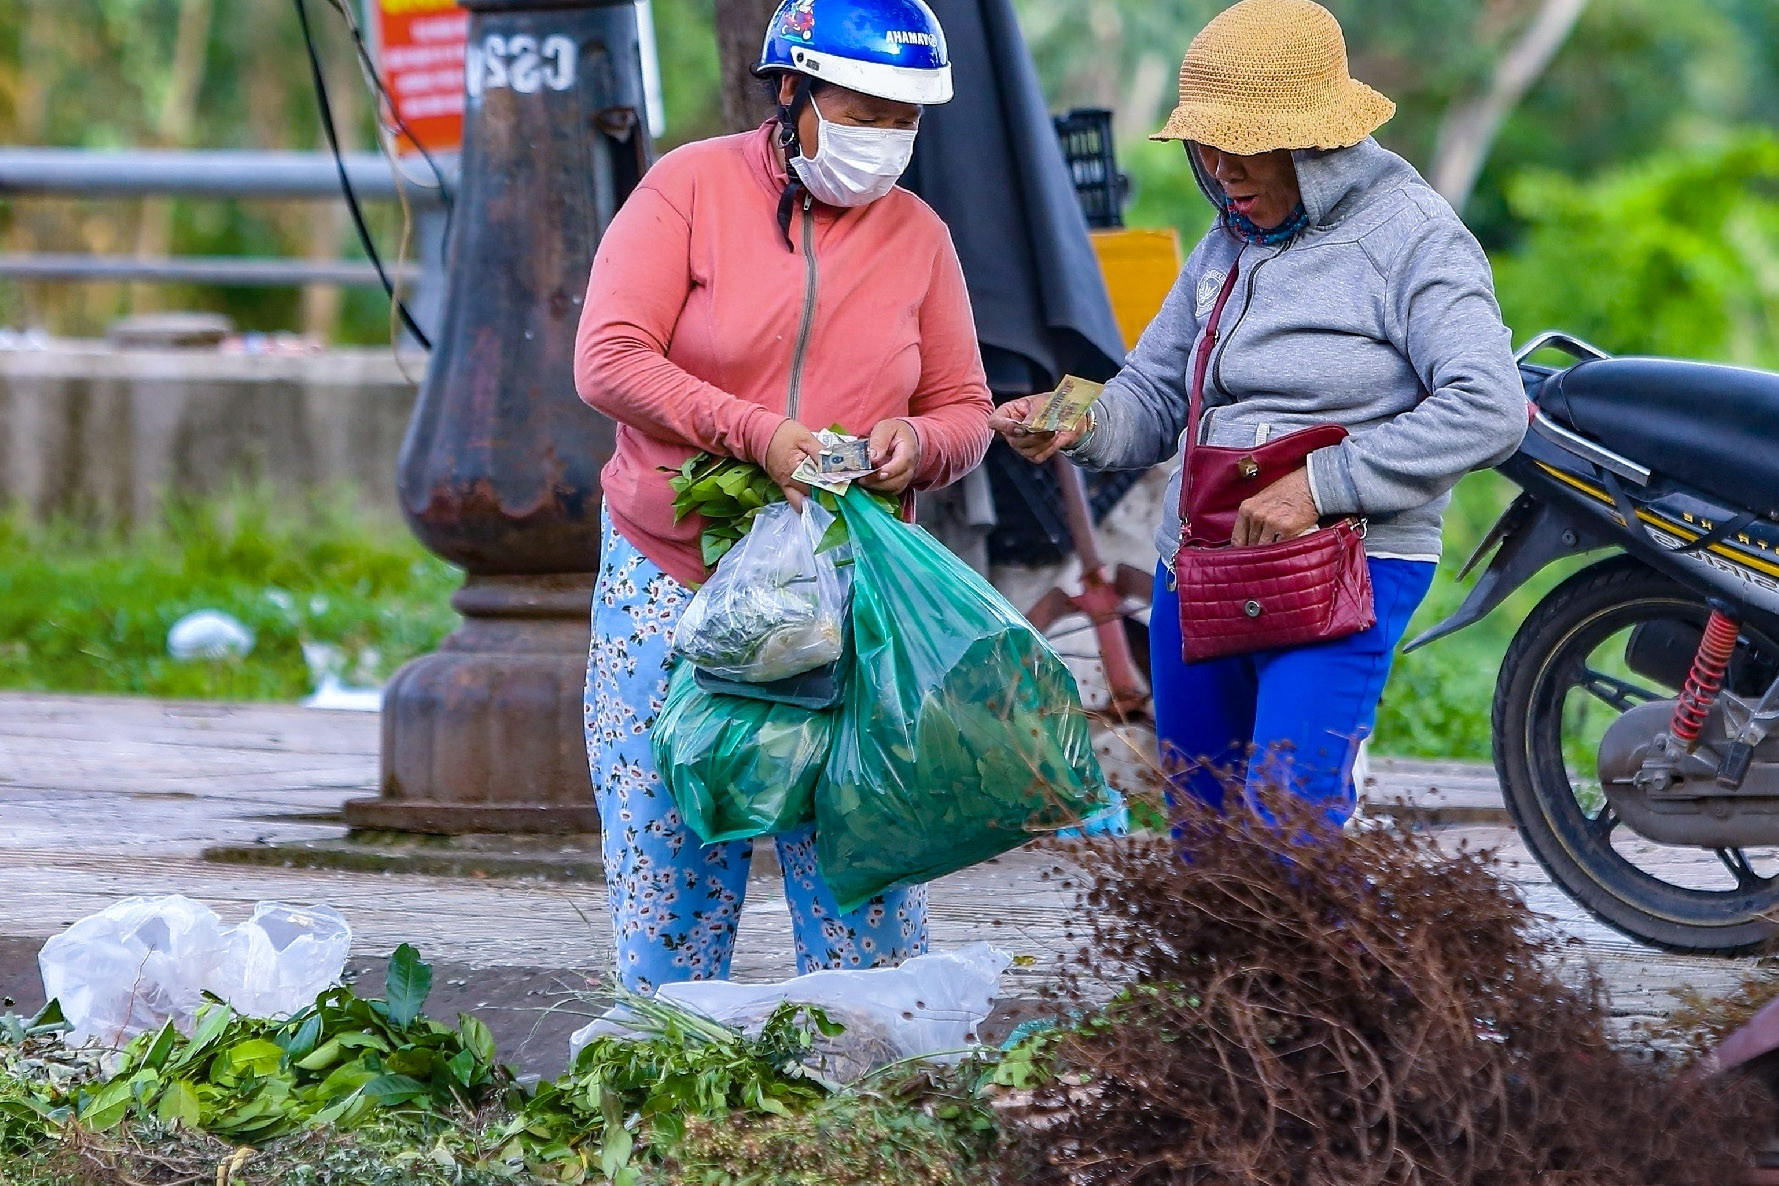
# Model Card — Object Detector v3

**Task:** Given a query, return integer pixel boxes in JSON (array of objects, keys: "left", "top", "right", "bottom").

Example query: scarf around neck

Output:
[{"left": 1223, "top": 200, "right": 1310, "bottom": 246}]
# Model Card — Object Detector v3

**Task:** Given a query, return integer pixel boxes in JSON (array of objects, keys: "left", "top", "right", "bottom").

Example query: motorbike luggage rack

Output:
[
  {"left": 1516, "top": 331, "right": 1653, "bottom": 488},
  {"left": 1514, "top": 330, "right": 1611, "bottom": 366}
]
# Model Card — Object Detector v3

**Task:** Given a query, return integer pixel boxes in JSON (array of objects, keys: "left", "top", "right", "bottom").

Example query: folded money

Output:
[
  {"left": 793, "top": 430, "right": 874, "bottom": 493},
  {"left": 820, "top": 438, "right": 874, "bottom": 476},
  {"left": 1024, "top": 376, "right": 1105, "bottom": 434}
]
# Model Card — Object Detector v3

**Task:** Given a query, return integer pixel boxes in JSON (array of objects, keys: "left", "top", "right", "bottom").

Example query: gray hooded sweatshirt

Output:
[{"left": 1068, "top": 138, "right": 1529, "bottom": 563}]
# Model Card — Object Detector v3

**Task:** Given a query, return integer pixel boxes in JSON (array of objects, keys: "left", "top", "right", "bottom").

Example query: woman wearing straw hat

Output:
[{"left": 992, "top": 0, "right": 1528, "bottom": 822}]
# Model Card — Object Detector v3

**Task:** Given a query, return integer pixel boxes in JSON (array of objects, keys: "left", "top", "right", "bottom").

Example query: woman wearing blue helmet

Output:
[
  {"left": 756, "top": 0, "right": 952, "bottom": 237},
  {"left": 574, "top": 0, "right": 994, "bottom": 993}
]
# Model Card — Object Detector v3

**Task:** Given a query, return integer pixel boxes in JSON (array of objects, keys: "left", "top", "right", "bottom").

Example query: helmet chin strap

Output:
[{"left": 775, "top": 74, "right": 816, "bottom": 251}]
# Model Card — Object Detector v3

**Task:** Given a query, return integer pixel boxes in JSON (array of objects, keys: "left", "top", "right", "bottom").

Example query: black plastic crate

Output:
[{"left": 1053, "top": 108, "right": 1128, "bottom": 229}]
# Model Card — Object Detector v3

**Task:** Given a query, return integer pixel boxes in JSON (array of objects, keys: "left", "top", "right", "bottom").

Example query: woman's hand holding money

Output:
[
  {"left": 988, "top": 397, "right": 1086, "bottom": 465},
  {"left": 765, "top": 419, "right": 822, "bottom": 508},
  {"left": 859, "top": 418, "right": 920, "bottom": 494}
]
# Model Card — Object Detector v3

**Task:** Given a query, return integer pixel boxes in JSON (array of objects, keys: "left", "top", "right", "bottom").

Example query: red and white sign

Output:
[{"left": 368, "top": 0, "right": 470, "bottom": 156}]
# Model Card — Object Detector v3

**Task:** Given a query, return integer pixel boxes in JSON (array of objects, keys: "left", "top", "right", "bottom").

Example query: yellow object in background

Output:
[{"left": 1090, "top": 228, "right": 1184, "bottom": 353}]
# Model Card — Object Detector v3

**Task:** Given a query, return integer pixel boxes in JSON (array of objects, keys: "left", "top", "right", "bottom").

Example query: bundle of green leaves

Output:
[
  {"left": 67, "top": 944, "right": 504, "bottom": 1144},
  {"left": 668, "top": 456, "right": 786, "bottom": 567},
  {"left": 502, "top": 991, "right": 844, "bottom": 1185},
  {"left": 665, "top": 453, "right": 897, "bottom": 568}
]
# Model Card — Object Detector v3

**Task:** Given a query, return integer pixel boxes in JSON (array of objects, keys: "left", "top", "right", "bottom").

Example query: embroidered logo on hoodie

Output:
[{"left": 1196, "top": 269, "right": 1227, "bottom": 317}]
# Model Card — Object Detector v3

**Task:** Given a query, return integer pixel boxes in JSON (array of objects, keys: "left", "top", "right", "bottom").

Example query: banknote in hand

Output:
[
  {"left": 1023, "top": 376, "right": 1105, "bottom": 434},
  {"left": 819, "top": 438, "right": 874, "bottom": 477}
]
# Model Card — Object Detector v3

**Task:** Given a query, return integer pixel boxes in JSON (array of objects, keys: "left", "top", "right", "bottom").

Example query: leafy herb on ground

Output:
[
  {"left": 0, "top": 487, "right": 460, "bottom": 701},
  {"left": 1, "top": 943, "right": 1008, "bottom": 1186},
  {"left": 0, "top": 1001, "right": 90, "bottom": 1157},
  {"left": 13, "top": 1112, "right": 524, "bottom": 1186},
  {"left": 505, "top": 990, "right": 845, "bottom": 1183},
  {"left": 74, "top": 944, "right": 503, "bottom": 1142},
  {"left": 0, "top": 945, "right": 514, "bottom": 1184}
]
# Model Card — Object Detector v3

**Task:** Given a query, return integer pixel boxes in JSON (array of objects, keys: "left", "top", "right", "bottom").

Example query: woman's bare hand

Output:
[
  {"left": 859, "top": 419, "right": 920, "bottom": 495},
  {"left": 763, "top": 419, "right": 821, "bottom": 508},
  {"left": 1233, "top": 468, "right": 1320, "bottom": 546},
  {"left": 988, "top": 397, "right": 1084, "bottom": 464}
]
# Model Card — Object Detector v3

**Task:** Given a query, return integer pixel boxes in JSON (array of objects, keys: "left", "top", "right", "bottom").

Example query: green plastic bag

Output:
[
  {"left": 815, "top": 488, "right": 1110, "bottom": 912},
  {"left": 652, "top": 663, "right": 833, "bottom": 845}
]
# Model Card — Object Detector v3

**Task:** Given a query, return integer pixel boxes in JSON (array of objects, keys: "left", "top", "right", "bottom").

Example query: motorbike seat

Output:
[{"left": 1540, "top": 356, "right": 1779, "bottom": 515}]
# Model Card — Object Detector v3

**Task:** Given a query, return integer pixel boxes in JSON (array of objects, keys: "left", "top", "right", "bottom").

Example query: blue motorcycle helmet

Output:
[{"left": 755, "top": 0, "right": 954, "bottom": 107}]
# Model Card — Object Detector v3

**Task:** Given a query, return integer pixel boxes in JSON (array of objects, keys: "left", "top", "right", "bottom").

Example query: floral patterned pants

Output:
[{"left": 584, "top": 510, "right": 929, "bottom": 993}]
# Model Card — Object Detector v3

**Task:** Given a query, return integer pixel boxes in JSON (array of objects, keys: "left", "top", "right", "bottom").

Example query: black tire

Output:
[{"left": 1493, "top": 556, "right": 1779, "bottom": 955}]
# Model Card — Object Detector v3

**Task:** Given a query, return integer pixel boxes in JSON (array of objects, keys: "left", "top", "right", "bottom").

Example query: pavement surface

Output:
[{"left": 0, "top": 691, "right": 1762, "bottom": 1076}]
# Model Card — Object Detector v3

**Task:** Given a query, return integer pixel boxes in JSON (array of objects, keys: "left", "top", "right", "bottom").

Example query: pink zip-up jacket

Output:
[{"left": 575, "top": 123, "right": 994, "bottom": 587}]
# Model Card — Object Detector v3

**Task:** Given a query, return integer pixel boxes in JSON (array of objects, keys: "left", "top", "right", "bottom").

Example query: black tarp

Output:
[
  {"left": 900, "top": 0, "right": 1142, "bottom": 565},
  {"left": 902, "top": 0, "right": 1124, "bottom": 392}
]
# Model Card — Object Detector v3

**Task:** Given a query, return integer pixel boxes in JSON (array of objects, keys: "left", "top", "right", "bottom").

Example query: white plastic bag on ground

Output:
[
  {"left": 213, "top": 902, "right": 353, "bottom": 1019},
  {"left": 673, "top": 500, "right": 849, "bottom": 683},
  {"left": 38, "top": 895, "right": 228, "bottom": 1048},
  {"left": 571, "top": 943, "right": 1010, "bottom": 1081},
  {"left": 166, "top": 610, "right": 255, "bottom": 660},
  {"left": 39, "top": 897, "right": 355, "bottom": 1047}
]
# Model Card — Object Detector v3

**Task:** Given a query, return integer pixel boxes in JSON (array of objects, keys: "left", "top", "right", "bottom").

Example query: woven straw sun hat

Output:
[{"left": 1153, "top": 0, "right": 1395, "bottom": 155}]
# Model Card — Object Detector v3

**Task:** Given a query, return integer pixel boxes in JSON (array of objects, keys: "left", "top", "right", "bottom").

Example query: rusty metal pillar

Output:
[{"left": 344, "top": 0, "right": 653, "bottom": 835}]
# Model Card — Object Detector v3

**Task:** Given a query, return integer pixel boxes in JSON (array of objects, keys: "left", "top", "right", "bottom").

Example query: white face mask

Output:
[{"left": 791, "top": 96, "right": 919, "bottom": 208}]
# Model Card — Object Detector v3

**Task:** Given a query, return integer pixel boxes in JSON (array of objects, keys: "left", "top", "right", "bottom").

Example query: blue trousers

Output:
[{"left": 1149, "top": 557, "right": 1435, "bottom": 825}]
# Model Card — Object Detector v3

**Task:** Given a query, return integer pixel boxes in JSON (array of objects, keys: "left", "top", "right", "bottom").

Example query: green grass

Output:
[
  {"left": 0, "top": 489, "right": 461, "bottom": 702},
  {"left": 1371, "top": 471, "right": 1591, "bottom": 761}
]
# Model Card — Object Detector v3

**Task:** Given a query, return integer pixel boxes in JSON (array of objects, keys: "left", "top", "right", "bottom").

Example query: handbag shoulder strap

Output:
[{"left": 1185, "top": 258, "right": 1244, "bottom": 453}]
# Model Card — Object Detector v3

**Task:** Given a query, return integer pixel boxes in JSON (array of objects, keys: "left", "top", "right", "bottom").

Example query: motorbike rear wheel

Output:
[{"left": 1494, "top": 555, "right": 1779, "bottom": 954}]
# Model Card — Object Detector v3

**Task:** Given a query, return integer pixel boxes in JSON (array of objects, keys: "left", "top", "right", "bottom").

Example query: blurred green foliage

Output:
[
  {"left": 1023, "top": 0, "right": 1779, "bottom": 247},
  {"left": 1371, "top": 473, "right": 1584, "bottom": 761},
  {"left": 0, "top": 0, "right": 725, "bottom": 341},
  {"left": 1, "top": 0, "right": 1774, "bottom": 347},
  {"left": 1494, "top": 131, "right": 1779, "bottom": 367},
  {"left": 0, "top": 487, "right": 459, "bottom": 700}
]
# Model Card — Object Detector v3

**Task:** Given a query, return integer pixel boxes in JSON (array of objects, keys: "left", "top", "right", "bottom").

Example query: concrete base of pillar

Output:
[{"left": 345, "top": 572, "right": 599, "bottom": 835}]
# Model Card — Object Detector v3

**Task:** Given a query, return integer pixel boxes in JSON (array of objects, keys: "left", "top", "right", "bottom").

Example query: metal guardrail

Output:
[
  {"left": 0, "top": 253, "right": 416, "bottom": 288},
  {"left": 0, "top": 148, "right": 451, "bottom": 203},
  {"left": 0, "top": 147, "right": 451, "bottom": 337}
]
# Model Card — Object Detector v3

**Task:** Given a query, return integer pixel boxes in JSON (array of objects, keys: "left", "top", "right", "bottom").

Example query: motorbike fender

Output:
[{"left": 1404, "top": 496, "right": 1609, "bottom": 652}]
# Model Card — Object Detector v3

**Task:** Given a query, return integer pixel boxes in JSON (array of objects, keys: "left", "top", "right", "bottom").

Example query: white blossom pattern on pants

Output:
[{"left": 584, "top": 510, "right": 929, "bottom": 993}]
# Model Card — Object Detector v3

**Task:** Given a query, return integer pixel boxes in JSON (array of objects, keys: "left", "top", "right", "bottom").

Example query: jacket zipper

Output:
[
  {"left": 1207, "top": 241, "right": 1288, "bottom": 435},
  {"left": 787, "top": 192, "right": 819, "bottom": 421}
]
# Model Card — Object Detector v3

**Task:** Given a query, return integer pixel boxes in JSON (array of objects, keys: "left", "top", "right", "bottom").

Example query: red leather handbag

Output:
[{"left": 1172, "top": 259, "right": 1375, "bottom": 664}]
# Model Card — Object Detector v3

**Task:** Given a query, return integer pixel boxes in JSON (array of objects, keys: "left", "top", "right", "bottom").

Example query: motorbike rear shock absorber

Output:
[{"left": 1671, "top": 609, "right": 1741, "bottom": 749}]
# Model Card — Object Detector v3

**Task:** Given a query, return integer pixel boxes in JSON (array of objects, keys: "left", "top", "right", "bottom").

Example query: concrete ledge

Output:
[{"left": 0, "top": 343, "right": 422, "bottom": 522}]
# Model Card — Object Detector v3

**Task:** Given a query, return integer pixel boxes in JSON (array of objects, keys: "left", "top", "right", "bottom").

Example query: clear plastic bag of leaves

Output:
[
  {"left": 815, "top": 489, "right": 1111, "bottom": 913},
  {"left": 653, "top": 663, "right": 833, "bottom": 844},
  {"left": 674, "top": 500, "right": 849, "bottom": 684}
]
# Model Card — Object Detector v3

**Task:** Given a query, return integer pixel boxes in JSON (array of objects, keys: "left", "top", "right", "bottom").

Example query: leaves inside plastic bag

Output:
[{"left": 815, "top": 490, "right": 1110, "bottom": 912}]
